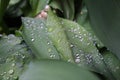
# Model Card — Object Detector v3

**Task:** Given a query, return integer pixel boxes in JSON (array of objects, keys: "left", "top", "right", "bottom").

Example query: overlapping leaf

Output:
[
  {"left": 0, "top": 0, "right": 10, "bottom": 23},
  {"left": 22, "top": 17, "right": 60, "bottom": 60},
  {"left": 19, "top": 60, "right": 100, "bottom": 80},
  {"left": 0, "top": 34, "right": 32, "bottom": 80},
  {"left": 84, "top": 0, "right": 120, "bottom": 59},
  {"left": 49, "top": 0, "right": 75, "bottom": 20}
]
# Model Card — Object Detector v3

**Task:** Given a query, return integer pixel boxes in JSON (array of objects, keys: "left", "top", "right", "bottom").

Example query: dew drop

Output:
[
  {"left": 31, "top": 20, "right": 35, "bottom": 24},
  {"left": 116, "top": 66, "right": 119, "bottom": 70},
  {"left": 4, "top": 72, "right": 6, "bottom": 74},
  {"left": 31, "top": 33, "right": 34, "bottom": 36},
  {"left": 0, "top": 34, "right": 3, "bottom": 37},
  {"left": 75, "top": 54, "right": 80, "bottom": 58},
  {"left": 11, "top": 63, "right": 15, "bottom": 67},
  {"left": 80, "top": 38, "right": 83, "bottom": 42},
  {"left": 45, "top": 5, "right": 50, "bottom": 11},
  {"left": 22, "top": 55, "right": 26, "bottom": 59},
  {"left": 87, "top": 42, "right": 90, "bottom": 46},
  {"left": 31, "top": 38, "right": 35, "bottom": 42},
  {"left": 48, "top": 28, "right": 53, "bottom": 32},
  {"left": 75, "top": 58, "right": 80, "bottom": 63},
  {"left": 78, "top": 36, "right": 82, "bottom": 39},
  {"left": 48, "top": 48, "right": 52, "bottom": 52},
  {"left": 68, "top": 59, "right": 72, "bottom": 62},
  {"left": 75, "top": 35, "right": 78, "bottom": 38},
  {"left": 50, "top": 54, "right": 55, "bottom": 58},
  {"left": 70, "top": 44, "right": 74, "bottom": 48},
  {"left": 57, "top": 39, "right": 61, "bottom": 43},
  {"left": 6, "top": 77, "right": 10, "bottom": 80},
  {"left": 13, "top": 76, "right": 18, "bottom": 79},
  {"left": 84, "top": 33, "right": 87, "bottom": 36},
  {"left": 0, "top": 73, "right": 4, "bottom": 76},
  {"left": 47, "top": 41, "right": 50, "bottom": 45},
  {"left": 8, "top": 70, "right": 14, "bottom": 75}
]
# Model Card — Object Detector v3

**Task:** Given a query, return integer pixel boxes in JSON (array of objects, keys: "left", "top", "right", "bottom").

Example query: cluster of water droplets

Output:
[
  {"left": 0, "top": 46, "right": 31, "bottom": 80},
  {"left": 47, "top": 41, "right": 56, "bottom": 59},
  {"left": 68, "top": 25, "right": 93, "bottom": 48},
  {"left": 23, "top": 18, "right": 59, "bottom": 59},
  {"left": 0, "top": 57, "right": 17, "bottom": 80}
]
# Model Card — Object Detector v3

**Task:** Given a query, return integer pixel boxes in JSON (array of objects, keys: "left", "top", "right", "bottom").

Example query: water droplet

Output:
[
  {"left": 0, "top": 34, "right": 3, "bottom": 37},
  {"left": 48, "top": 48, "right": 52, "bottom": 52},
  {"left": 31, "top": 33, "right": 34, "bottom": 36},
  {"left": 0, "top": 73, "right": 4, "bottom": 76},
  {"left": 50, "top": 54, "right": 55, "bottom": 58},
  {"left": 75, "top": 58, "right": 80, "bottom": 63},
  {"left": 8, "top": 70, "right": 14, "bottom": 75},
  {"left": 57, "top": 39, "right": 61, "bottom": 43},
  {"left": 31, "top": 38, "right": 35, "bottom": 42},
  {"left": 80, "top": 38, "right": 83, "bottom": 42},
  {"left": 85, "top": 54, "right": 93, "bottom": 64},
  {"left": 84, "top": 33, "right": 87, "bottom": 36},
  {"left": 70, "top": 44, "right": 74, "bottom": 48},
  {"left": 78, "top": 36, "right": 82, "bottom": 39},
  {"left": 31, "top": 20, "right": 35, "bottom": 24},
  {"left": 48, "top": 28, "right": 53, "bottom": 32},
  {"left": 45, "top": 5, "right": 50, "bottom": 11},
  {"left": 13, "top": 76, "right": 18, "bottom": 79},
  {"left": 80, "top": 12, "right": 83, "bottom": 15},
  {"left": 75, "top": 35, "right": 78, "bottom": 38},
  {"left": 11, "top": 63, "right": 15, "bottom": 67},
  {"left": 47, "top": 41, "right": 50, "bottom": 45},
  {"left": 87, "top": 43, "right": 90, "bottom": 46},
  {"left": 75, "top": 54, "right": 80, "bottom": 58},
  {"left": 22, "top": 55, "right": 26, "bottom": 59},
  {"left": 6, "top": 77, "right": 10, "bottom": 80},
  {"left": 68, "top": 59, "right": 72, "bottom": 62},
  {"left": 4, "top": 72, "right": 6, "bottom": 74},
  {"left": 116, "top": 66, "right": 119, "bottom": 70}
]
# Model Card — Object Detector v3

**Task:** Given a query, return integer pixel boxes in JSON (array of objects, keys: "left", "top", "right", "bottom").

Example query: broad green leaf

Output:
[
  {"left": 6, "top": 0, "right": 28, "bottom": 17},
  {"left": 84, "top": 0, "right": 120, "bottom": 59},
  {"left": 0, "top": 34, "right": 32, "bottom": 80},
  {"left": 76, "top": 5, "right": 104, "bottom": 47},
  {"left": 102, "top": 50, "right": 120, "bottom": 80},
  {"left": 47, "top": 10, "right": 74, "bottom": 62},
  {"left": 9, "top": 0, "right": 20, "bottom": 5},
  {"left": 22, "top": 17, "right": 60, "bottom": 59},
  {"left": 29, "top": 0, "right": 49, "bottom": 16},
  {"left": 49, "top": 0, "right": 62, "bottom": 11},
  {"left": 61, "top": 0, "right": 74, "bottom": 20},
  {"left": 19, "top": 60, "right": 100, "bottom": 80},
  {"left": 60, "top": 18, "right": 115, "bottom": 80},
  {"left": 49, "top": 0, "right": 75, "bottom": 20},
  {"left": 0, "top": 0, "right": 10, "bottom": 23},
  {"left": 0, "top": 34, "right": 21, "bottom": 57}
]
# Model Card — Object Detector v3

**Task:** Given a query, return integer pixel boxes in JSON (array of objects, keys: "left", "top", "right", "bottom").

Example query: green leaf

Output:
[
  {"left": 29, "top": 0, "right": 49, "bottom": 16},
  {"left": 9, "top": 0, "right": 20, "bottom": 5},
  {"left": 0, "top": 0, "right": 10, "bottom": 23},
  {"left": 0, "top": 34, "right": 21, "bottom": 57},
  {"left": 47, "top": 10, "right": 74, "bottom": 62},
  {"left": 49, "top": 0, "right": 62, "bottom": 11},
  {"left": 21, "top": 17, "right": 60, "bottom": 59},
  {"left": 19, "top": 60, "right": 100, "bottom": 80},
  {"left": 49, "top": 0, "right": 75, "bottom": 20},
  {"left": 60, "top": 18, "right": 114, "bottom": 80},
  {"left": 102, "top": 50, "right": 120, "bottom": 80},
  {"left": 6, "top": 0, "right": 29, "bottom": 17},
  {"left": 84, "top": 0, "right": 120, "bottom": 59},
  {"left": 0, "top": 34, "right": 32, "bottom": 80},
  {"left": 76, "top": 5, "right": 104, "bottom": 47}
]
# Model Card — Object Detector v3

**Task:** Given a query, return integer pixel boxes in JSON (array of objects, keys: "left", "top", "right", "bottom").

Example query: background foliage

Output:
[{"left": 0, "top": 0, "right": 120, "bottom": 80}]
